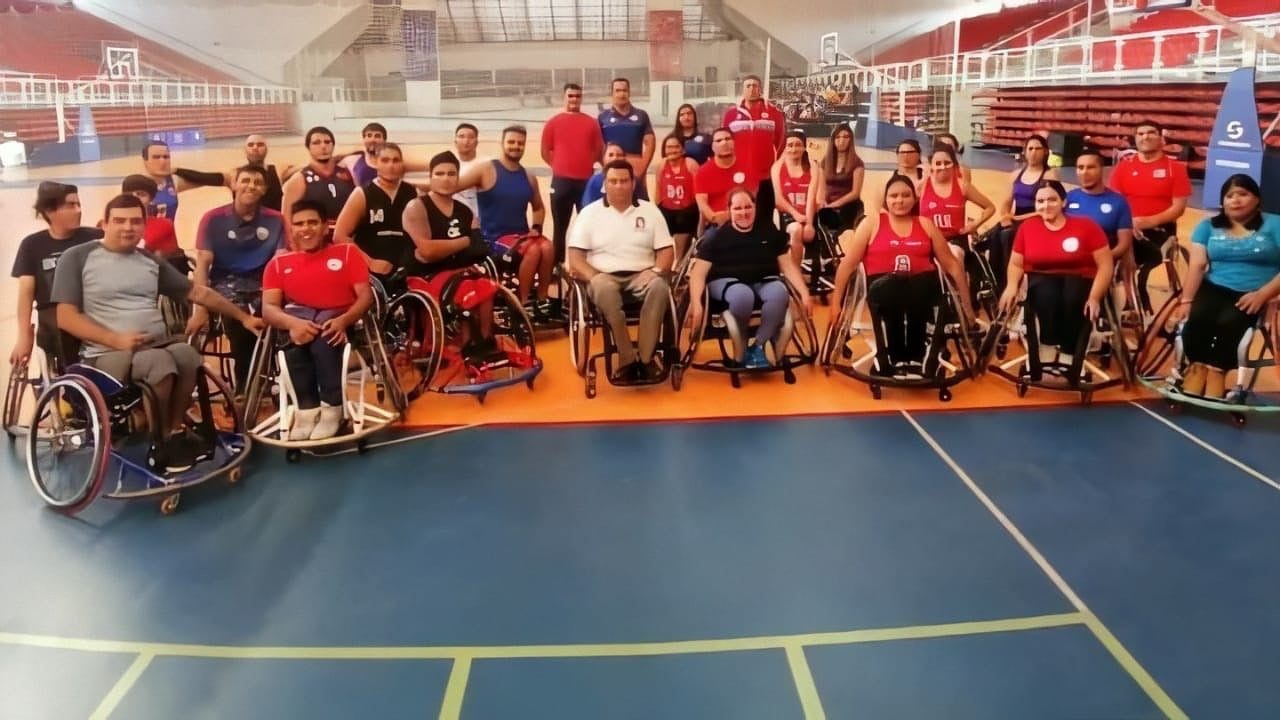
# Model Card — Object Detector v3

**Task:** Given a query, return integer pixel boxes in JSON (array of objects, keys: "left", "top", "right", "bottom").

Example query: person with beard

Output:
[
  {"left": 280, "top": 126, "right": 358, "bottom": 239},
  {"left": 457, "top": 125, "right": 555, "bottom": 320},
  {"left": 334, "top": 143, "right": 419, "bottom": 284},
  {"left": 172, "top": 134, "right": 291, "bottom": 211}
]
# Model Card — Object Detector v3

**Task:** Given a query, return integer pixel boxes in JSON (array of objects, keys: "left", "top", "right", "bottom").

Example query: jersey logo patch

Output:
[
  {"left": 732, "top": 172, "right": 746, "bottom": 184},
  {"left": 1062, "top": 236, "right": 1080, "bottom": 253},
  {"left": 1153, "top": 169, "right": 1167, "bottom": 178},
  {"left": 635, "top": 217, "right": 646, "bottom": 230},
  {"left": 326, "top": 258, "right": 344, "bottom": 271},
  {"left": 1100, "top": 203, "right": 1113, "bottom": 213},
  {"left": 256, "top": 226, "right": 270, "bottom": 241},
  {"left": 369, "top": 209, "right": 384, "bottom": 223}
]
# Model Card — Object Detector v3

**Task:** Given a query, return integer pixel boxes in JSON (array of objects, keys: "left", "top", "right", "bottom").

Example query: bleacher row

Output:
[
  {"left": 976, "top": 83, "right": 1280, "bottom": 172},
  {"left": 0, "top": 105, "right": 294, "bottom": 144}
]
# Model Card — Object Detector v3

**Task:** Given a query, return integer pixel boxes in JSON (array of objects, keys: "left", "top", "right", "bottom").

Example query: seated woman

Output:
[
  {"left": 261, "top": 200, "right": 373, "bottom": 441},
  {"left": 998, "top": 180, "right": 1113, "bottom": 372},
  {"left": 919, "top": 145, "right": 995, "bottom": 252},
  {"left": 818, "top": 123, "right": 865, "bottom": 234},
  {"left": 686, "top": 187, "right": 812, "bottom": 369},
  {"left": 831, "top": 174, "right": 973, "bottom": 373},
  {"left": 772, "top": 130, "right": 823, "bottom": 266},
  {"left": 932, "top": 133, "right": 969, "bottom": 184},
  {"left": 1171, "top": 174, "right": 1280, "bottom": 399},
  {"left": 989, "top": 134, "right": 1058, "bottom": 290}
]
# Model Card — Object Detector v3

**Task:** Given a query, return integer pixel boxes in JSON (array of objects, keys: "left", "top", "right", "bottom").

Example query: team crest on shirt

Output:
[
  {"left": 928, "top": 201, "right": 937, "bottom": 210},
  {"left": 327, "top": 258, "right": 344, "bottom": 271},
  {"left": 609, "top": 117, "right": 617, "bottom": 123},
  {"left": 256, "top": 227, "right": 270, "bottom": 241},
  {"left": 733, "top": 172, "right": 746, "bottom": 184},
  {"left": 283, "top": 267, "right": 294, "bottom": 274},
  {"left": 447, "top": 219, "right": 462, "bottom": 238},
  {"left": 694, "top": 135, "right": 704, "bottom": 143},
  {"left": 1062, "top": 236, "right": 1080, "bottom": 252},
  {"left": 1101, "top": 203, "right": 1113, "bottom": 213},
  {"left": 1068, "top": 202, "right": 1080, "bottom": 210},
  {"left": 630, "top": 115, "right": 638, "bottom": 122},
  {"left": 635, "top": 217, "right": 646, "bottom": 230},
  {"left": 1153, "top": 169, "right": 1167, "bottom": 178}
]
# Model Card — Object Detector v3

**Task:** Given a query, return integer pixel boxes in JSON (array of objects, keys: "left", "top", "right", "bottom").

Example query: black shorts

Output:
[{"left": 660, "top": 206, "right": 699, "bottom": 235}]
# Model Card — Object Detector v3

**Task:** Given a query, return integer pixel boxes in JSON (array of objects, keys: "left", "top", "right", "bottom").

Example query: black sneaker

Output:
[
  {"left": 163, "top": 432, "right": 213, "bottom": 473},
  {"left": 644, "top": 360, "right": 664, "bottom": 382}
]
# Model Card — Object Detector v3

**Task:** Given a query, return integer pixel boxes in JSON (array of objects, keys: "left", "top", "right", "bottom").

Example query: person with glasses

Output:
[{"left": 541, "top": 83, "right": 604, "bottom": 264}]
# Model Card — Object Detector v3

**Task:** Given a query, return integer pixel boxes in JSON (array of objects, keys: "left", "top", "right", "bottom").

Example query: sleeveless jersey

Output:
[
  {"left": 476, "top": 160, "right": 532, "bottom": 242},
  {"left": 864, "top": 213, "right": 936, "bottom": 276},
  {"left": 302, "top": 165, "right": 357, "bottom": 224},
  {"left": 777, "top": 164, "right": 811, "bottom": 214},
  {"left": 1012, "top": 167, "right": 1045, "bottom": 216},
  {"left": 351, "top": 154, "right": 377, "bottom": 187},
  {"left": 919, "top": 178, "right": 966, "bottom": 236},
  {"left": 657, "top": 160, "right": 695, "bottom": 211},
  {"left": 355, "top": 181, "right": 417, "bottom": 270},
  {"left": 261, "top": 164, "right": 284, "bottom": 211},
  {"left": 418, "top": 197, "right": 478, "bottom": 274},
  {"left": 152, "top": 175, "right": 179, "bottom": 221}
]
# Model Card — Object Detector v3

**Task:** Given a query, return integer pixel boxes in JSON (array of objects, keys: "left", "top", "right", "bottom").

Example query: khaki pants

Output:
[{"left": 587, "top": 272, "right": 670, "bottom": 366}]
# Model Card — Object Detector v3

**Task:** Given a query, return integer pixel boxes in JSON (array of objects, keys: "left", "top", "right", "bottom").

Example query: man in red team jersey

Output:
[
  {"left": 694, "top": 128, "right": 755, "bottom": 239},
  {"left": 541, "top": 83, "right": 604, "bottom": 264},
  {"left": 722, "top": 75, "right": 786, "bottom": 227},
  {"left": 1108, "top": 119, "right": 1191, "bottom": 310}
]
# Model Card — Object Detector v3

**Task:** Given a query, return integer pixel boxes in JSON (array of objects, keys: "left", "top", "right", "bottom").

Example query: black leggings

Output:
[
  {"left": 283, "top": 336, "right": 346, "bottom": 409},
  {"left": 549, "top": 176, "right": 588, "bottom": 264},
  {"left": 1133, "top": 224, "right": 1175, "bottom": 313},
  {"left": 867, "top": 271, "right": 941, "bottom": 365},
  {"left": 755, "top": 178, "right": 776, "bottom": 231},
  {"left": 1026, "top": 273, "right": 1092, "bottom": 350},
  {"left": 222, "top": 315, "right": 258, "bottom": 392},
  {"left": 1183, "top": 280, "right": 1257, "bottom": 371}
]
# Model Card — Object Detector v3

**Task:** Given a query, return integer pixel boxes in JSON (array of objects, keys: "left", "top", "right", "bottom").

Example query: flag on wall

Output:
[{"left": 402, "top": 10, "right": 439, "bottom": 82}]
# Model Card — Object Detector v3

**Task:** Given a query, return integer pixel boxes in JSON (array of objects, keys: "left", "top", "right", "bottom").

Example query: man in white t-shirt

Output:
[
  {"left": 568, "top": 159, "right": 674, "bottom": 382},
  {"left": 453, "top": 122, "right": 484, "bottom": 215}
]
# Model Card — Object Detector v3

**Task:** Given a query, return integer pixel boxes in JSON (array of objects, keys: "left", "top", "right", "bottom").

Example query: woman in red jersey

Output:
[
  {"left": 656, "top": 134, "right": 701, "bottom": 267},
  {"left": 831, "top": 175, "right": 972, "bottom": 370},
  {"left": 919, "top": 145, "right": 995, "bottom": 253},
  {"left": 998, "top": 180, "right": 1113, "bottom": 367},
  {"left": 771, "top": 130, "right": 823, "bottom": 265},
  {"left": 932, "top": 133, "right": 969, "bottom": 184}
]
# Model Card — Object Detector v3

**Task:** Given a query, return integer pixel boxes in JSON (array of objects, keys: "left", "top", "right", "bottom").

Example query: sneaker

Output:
[
  {"left": 743, "top": 344, "right": 771, "bottom": 369},
  {"left": 162, "top": 432, "right": 211, "bottom": 474},
  {"left": 310, "top": 403, "right": 344, "bottom": 441},
  {"left": 644, "top": 359, "right": 664, "bottom": 382},
  {"left": 289, "top": 407, "right": 320, "bottom": 441}
]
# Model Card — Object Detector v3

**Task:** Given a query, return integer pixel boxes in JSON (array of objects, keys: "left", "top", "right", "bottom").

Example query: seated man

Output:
[
  {"left": 567, "top": 159, "right": 675, "bottom": 382},
  {"left": 261, "top": 200, "right": 373, "bottom": 440},
  {"left": 187, "top": 165, "right": 285, "bottom": 392},
  {"left": 51, "top": 194, "right": 264, "bottom": 472}
]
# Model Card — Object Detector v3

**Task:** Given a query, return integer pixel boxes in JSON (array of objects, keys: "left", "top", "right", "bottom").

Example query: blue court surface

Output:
[{"left": 3, "top": 403, "right": 1279, "bottom": 718}]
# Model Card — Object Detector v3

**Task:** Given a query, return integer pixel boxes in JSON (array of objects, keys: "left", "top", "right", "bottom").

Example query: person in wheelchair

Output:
[
  {"left": 51, "top": 195, "right": 264, "bottom": 472},
  {"left": 401, "top": 150, "right": 506, "bottom": 365},
  {"left": 568, "top": 159, "right": 675, "bottom": 383},
  {"left": 772, "top": 130, "right": 821, "bottom": 266},
  {"left": 997, "top": 180, "right": 1114, "bottom": 377},
  {"left": 686, "top": 187, "right": 811, "bottom": 369},
  {"left": 1168, "top": 175, "right": 1280, "bottom": 399},
  {"left": 1065, "top": 148, "right": 1133, "bottom": 263},
  {"left": 260, "top": 200, "right": 373, "bottom": 440},
  {"left": 985, "top": 134, "right": 1058, "bottom": 292},
  {"left": 817, "top": 123, "right": 865, "bottom": 235},
  {"left": 11, "top": 182, "right": 101, "bottom": 373},
  {"left": 830, "top": 174, "right": 974, "bottom": 375},
  {"left": 187, "top": 165, "right": 285, "bottom": 393},
  {"left": 932, "top": 133, "right": 968, "bottom": 184}
]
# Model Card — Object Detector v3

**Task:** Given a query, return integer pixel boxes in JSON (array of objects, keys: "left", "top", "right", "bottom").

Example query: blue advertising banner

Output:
[{"left": 1203, "top": 67, "right": 1263, "bottom": 209}]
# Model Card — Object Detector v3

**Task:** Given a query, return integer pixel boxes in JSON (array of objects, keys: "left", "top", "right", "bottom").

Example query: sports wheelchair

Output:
[
  {"left": 1132, "top": 297, "right": 1279, "bottom": 426},
  {"left": 820, "top": 264, "right": 996, "bottom": 401},
  {"left": 23, "top": 353, "right": 248, "bottom": 516},
  {"left": 566, "top": 274, "right": 683, "bottom": 399},
  {"left": 381, "top": 268, "right": 542, "bottom": 404},
  {"left": 801, "top": 206, "right": 856, "bottom": 302}
]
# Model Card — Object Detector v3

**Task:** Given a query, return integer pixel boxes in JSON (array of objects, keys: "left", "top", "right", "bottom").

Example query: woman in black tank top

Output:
[{"left": 333, "top": 143, "right": 417, "bottom": 279}]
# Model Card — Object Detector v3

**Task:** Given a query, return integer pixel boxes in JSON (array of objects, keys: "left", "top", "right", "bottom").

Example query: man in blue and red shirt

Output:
[
  {"left": 723, "top": 75, "right": 786, "bottom": 228},
  {"left": 598, "top": 77, "right": 656, "bottom": 202}
]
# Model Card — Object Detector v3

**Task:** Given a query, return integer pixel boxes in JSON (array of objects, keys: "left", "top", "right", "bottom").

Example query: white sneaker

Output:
[
  {"left": 289, "top": 407, "right": 320, "bottom": 441},
  {"left": 310, "top": 403, "right": 343, "bottom": 440}
]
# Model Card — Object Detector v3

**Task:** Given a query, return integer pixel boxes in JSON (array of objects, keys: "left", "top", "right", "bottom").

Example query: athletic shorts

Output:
[
  {"left": 659, "top": 206, "right": 699, "bottom": 236},
  {"left": 408, "top": 272, "right": 498, "bottom": 310},
  {"left": 490, "top": 233, "right": 536, "bottom": 271}
]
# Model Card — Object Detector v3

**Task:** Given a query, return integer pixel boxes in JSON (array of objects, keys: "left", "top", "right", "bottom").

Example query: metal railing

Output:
[{"left": 0, "top": 74, "right": 298, "bottom": 110}]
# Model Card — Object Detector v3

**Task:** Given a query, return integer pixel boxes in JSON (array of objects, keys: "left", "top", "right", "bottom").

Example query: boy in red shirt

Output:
[
  {"left": 121, "top": 174, "right": 190, "bottom": 274},
  {"left": 722, "top": 75, "right": 785, "bottom": 226},
  {"left": 261, "top": 200, "right": 372, "bottom": 440}
]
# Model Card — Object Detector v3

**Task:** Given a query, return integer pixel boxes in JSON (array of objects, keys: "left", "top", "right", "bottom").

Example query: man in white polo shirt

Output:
[{"left": 568, "top": 159, "right": 674, "bottom": 382}]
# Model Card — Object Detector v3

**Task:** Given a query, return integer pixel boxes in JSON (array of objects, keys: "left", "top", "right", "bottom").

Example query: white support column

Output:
[{"left": 402, "top": 0, "right": 441, "bottom": 117}]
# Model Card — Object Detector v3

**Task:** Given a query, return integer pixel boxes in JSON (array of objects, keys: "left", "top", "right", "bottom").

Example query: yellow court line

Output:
[
  {"left": 784, "top": 644, "right": 827, "bottom": 720},
  {"left": 437, "top": 656, "right": 472, "bottom": 720},
  {"left": 88, "top": 652, "right": 154, "bottom": 720},
  {"left": 901, "top": 410, "right": 1190, "bottom": 720},
  {"left": 0, "top": 613, "right": 1084, "bottom": 661}
]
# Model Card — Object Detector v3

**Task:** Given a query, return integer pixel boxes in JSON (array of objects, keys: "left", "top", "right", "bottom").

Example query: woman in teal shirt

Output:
[{"left": 1174, "top": 174, "right": 1280, "bottom": 398}]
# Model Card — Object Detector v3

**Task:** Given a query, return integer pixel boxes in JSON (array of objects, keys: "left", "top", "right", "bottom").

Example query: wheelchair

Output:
[
  {"left": 5, "top": 348, "right": 51, "bottom": 441},
  {"left": 482, "top": 234, "right": 568, "bottom": 332},
  {"left": 1132, "top": 297, "right": 1279, "bottom": 426},
  {"left": 188, "top": 287, "right": 262, "bottom": 398},
  {"left": 988, "top": 278, "right": 1134, "bottom": 405},
  {"left": 820, "top": 264, "right": 994, "bottom": 401},
  {"left": 947, "top": 232, "right": 1002, "bottom": 322},
  {"left": 803, "top": 207, "right": 856, "bottom": 302},
  {"left": 240, "top": 305, "right": 406, "bottom": 462},
  {"left": 566, "top": 274, "right": 682, "bottom": 399},
  {"left": 24, "top": 356, "right": 248, "bottom": 516},
  {"left": 381, "top": 267, "right": 542, "bottom": 404}
]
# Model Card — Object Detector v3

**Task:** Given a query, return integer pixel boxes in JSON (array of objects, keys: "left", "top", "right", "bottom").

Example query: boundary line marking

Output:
[
  {"left": 785, "top": 644, "right": 827, "bottom": 720},
  {"left": 437, "top": 656, "right": 472, "bottom": 720},
  {"left": 0, "top": 613, "right": 1084, "bottom": 661},
  {"left": 308, "top": 422, "right": 484, "bottom": 457},
  {"left": 88, "top": 652, "right": 153, "bottom": 720},
  {"left": 1128, "top": 401, "right": 1280, "bottom": 493},
  {"left": 901, "top": 410, "right": 1189, "bottom": 719}
]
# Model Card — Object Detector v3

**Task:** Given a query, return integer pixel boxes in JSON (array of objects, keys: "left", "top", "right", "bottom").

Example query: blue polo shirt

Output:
[
  {"left": 196, "top": 204, "right": 286, "bottom": 287},
  {"left": 1065, "top": 188, "right": 1133, "bottom": 248},
  {"left": 598, "top": 105, "right": 654, "bottom": 156}
]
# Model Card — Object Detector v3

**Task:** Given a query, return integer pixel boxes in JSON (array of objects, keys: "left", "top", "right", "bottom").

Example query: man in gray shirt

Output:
[{"left": 51, "top": 194, "right": 264, "bottom": 472}]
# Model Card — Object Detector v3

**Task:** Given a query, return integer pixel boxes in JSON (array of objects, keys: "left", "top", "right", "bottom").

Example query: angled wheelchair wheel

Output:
[
  {"left": 5, "top": 361, "right": 38, "bottom": 439},
  {"left": 385, "top": 291, "right": 444, "bottom": 400},
  {"left": 567, "top": 281, "right": 592, "bottom": 377},
  {"left": 26, "top": 375, "right": 110, "bottom": 514}
]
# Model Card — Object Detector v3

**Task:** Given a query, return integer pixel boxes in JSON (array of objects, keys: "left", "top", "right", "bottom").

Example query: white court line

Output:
[
  {"left": 88, "top": 652, "right": 154, "bottom": 720},
  {"left": 1128, "top": 401, "right": 1280, "bottom": 493},
  {"left": 900, "top": 410, "right": 1188, "bottom": 719},
  {"left": 308, "top": 422, "right": 484, "bottom": 457}
]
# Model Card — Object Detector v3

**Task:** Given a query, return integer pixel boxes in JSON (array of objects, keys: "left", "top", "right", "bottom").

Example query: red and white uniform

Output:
[
  {"left": 1013, "top": 215, "right": 1108, "bottom": 277},
  {"left": 864, "top": 213, "right": 936, "bottom": 276},
  {"left": 695, "top": 158, "right": 756, "bottom": 215},
  {"left": 657, "top": 160, "right": 695, "bottom": 211},
  {"left": 919, "top": 178, "right": 966, "bottom": 236},
  {"left": 1108, "top": 154, "right": 1191, "bottom": 219},
  {"left": 262, "top": 243, "right": 368, "bottom": 310},
  {"left": 722, "top": 100, "right": 786, "bottom": 182},
  {"left": 777, "top": 164, "right": 811, "bottom": 216}
]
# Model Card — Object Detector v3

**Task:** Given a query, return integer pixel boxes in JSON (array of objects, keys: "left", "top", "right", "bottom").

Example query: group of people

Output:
[{"left": 11, "top": 90, "right": 1280, "bottom": 469}]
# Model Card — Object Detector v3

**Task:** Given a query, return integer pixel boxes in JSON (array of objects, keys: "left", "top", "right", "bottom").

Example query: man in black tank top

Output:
[
  {"left": 333, "top": 143, "right": 417, "bottom": 282},
  {"left": 172, "top": 134, "right": 290, "bottom": 211},
  {"left": 403, "top": 151, "right": 503, "bottom": 360},
  {"left": 281, "top": 126, "right": 357, "bottom": 237}
]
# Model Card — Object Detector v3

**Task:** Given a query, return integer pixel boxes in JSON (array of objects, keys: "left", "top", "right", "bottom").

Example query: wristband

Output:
[{"left": 1179, "top": 299, "right": 1193, "bottom": 305}]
